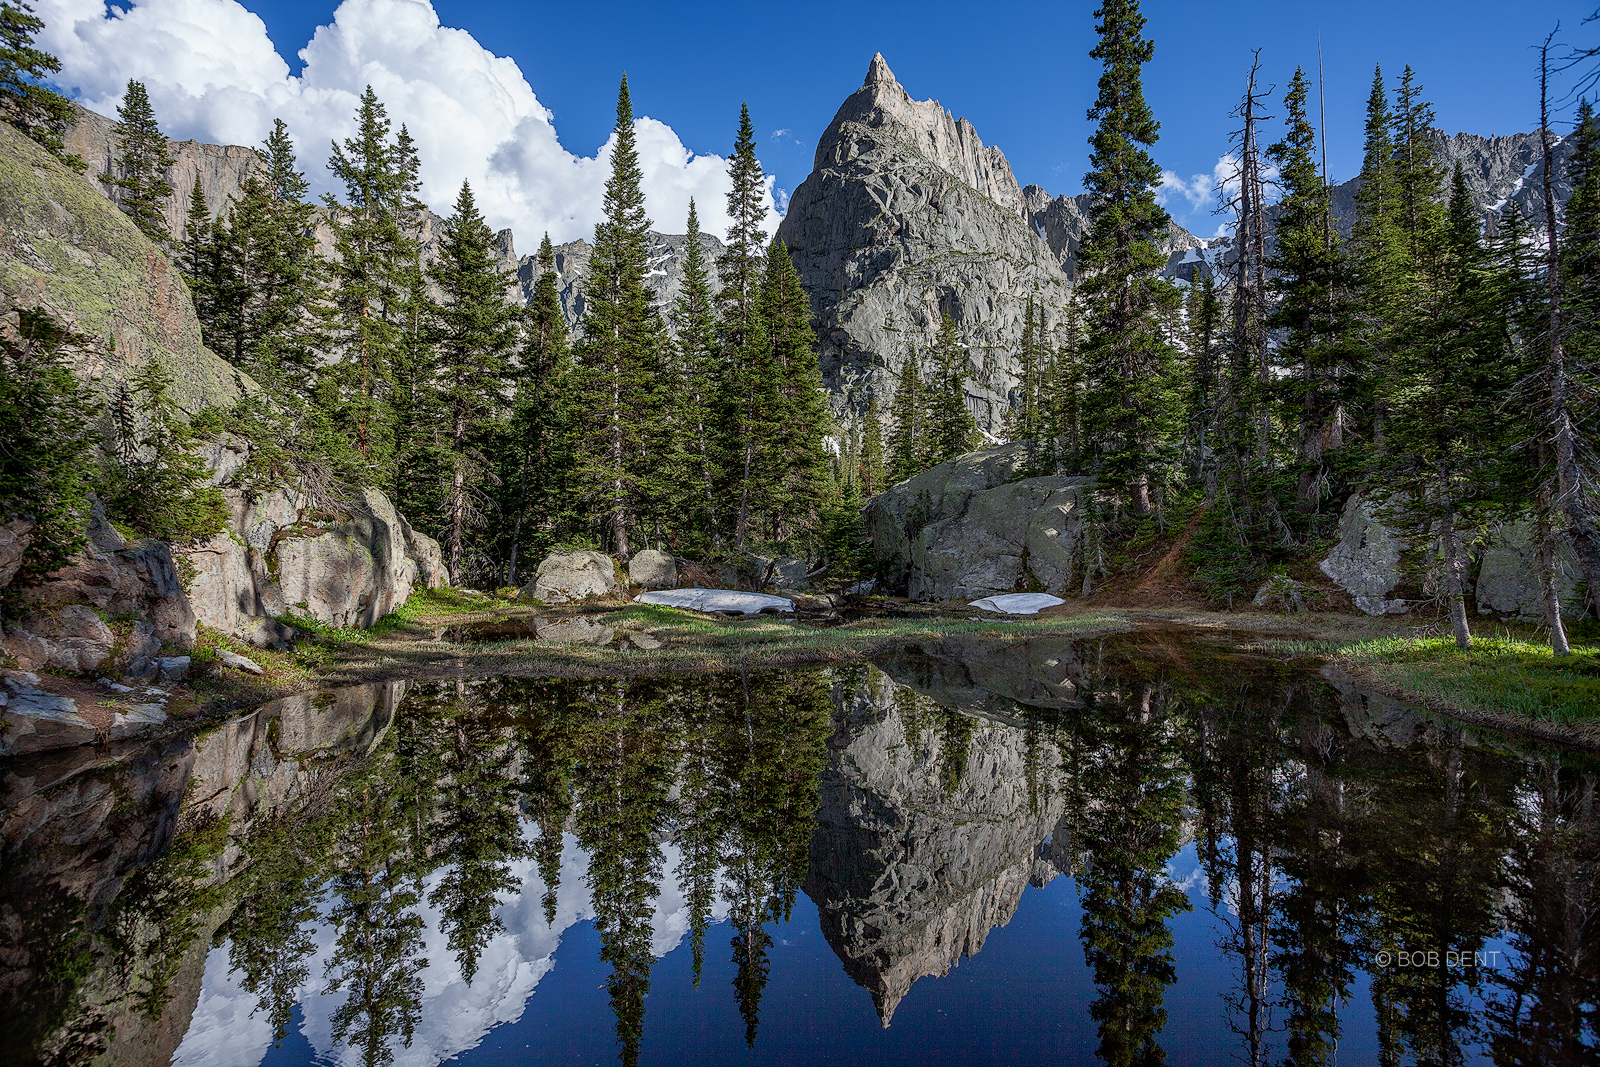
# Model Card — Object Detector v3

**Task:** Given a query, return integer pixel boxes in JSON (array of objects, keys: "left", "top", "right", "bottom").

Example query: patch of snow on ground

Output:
[
  {"left": 968, "top": 593, "right": 1065, "bottom": 615},
  {"left": 635, "top": 589, "right": 794, "bottom": 614}
]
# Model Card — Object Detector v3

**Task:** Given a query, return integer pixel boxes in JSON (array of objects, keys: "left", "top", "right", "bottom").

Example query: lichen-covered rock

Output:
[
  {"left": 523, "top": 550, "right": 618, "bottom": 604},
  {"left": 627, "top": 548, "right": 676, "bottom": 590},
  {"left": 0, "top": 120, "right": 255, "bottom": 416},
  {"left": 9, "top": 604, "right": 115, "bottom": 672},
  {"left": 1319, "top": 494, "right": 1409, "bottom": 615},
  {"left": 865, "top": 441, "right": 1086, "bottom": 600},
  {"left": 1253, "top": 574, "right": 1310, "bottom": 613},
  {"left": 1475, "top": 518, "right": 1586, "bottom": 620}
]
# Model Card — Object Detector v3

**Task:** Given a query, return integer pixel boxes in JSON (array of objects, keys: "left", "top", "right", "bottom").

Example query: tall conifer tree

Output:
[
  {"left": 575, "top": 75, "right": 665, "bottom": 557},
  {"left": 671, "top": 201, "right": 724, "bottom": 549},
  {"left": 1077, "top": 0, "right": 1181, "bottom": 514},
  {"left": 0, "top": 1, "right": 79, "bottom": 165},
  {"left": 429, "top": 180, "right": 519, "bottom": 585},
  {"left": 923, "top": 313, "right": 978, "bottom": 465},
  {"left": 103, "top": 80, "right": 175, "bottom": 244}
]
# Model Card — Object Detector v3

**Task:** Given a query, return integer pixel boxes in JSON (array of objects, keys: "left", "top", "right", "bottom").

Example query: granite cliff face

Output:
[
  {"left": 775, "top": 54, "right": 1074, "bottom": 438},
  {"left": 806, "top": 664, "right": 1070, "bottom": 1025}
]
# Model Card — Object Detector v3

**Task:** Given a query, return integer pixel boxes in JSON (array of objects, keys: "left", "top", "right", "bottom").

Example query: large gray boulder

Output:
[
  {"left": 865, "top": 441, "right": 1086, "bottom": 600},
  {"left": 627, "top": 548, "right": 677, "bottom": 590},
  {"left": 524, "top": 550, "right": 618, "bottom": 603},
  {"left": 186, "top": 443, "right": 446, "bottom": 641},
  {"left": 1319, "top": 494, "right": 1409, "bottom": 616},
  {"left": 1475, "top": 519, "right": 1586, "bottom": 621}
]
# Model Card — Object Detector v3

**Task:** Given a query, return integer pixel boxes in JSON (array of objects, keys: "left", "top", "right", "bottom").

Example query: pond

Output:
[{"left": 1, "top": 630, "right": 1596, "bottom": 1066}]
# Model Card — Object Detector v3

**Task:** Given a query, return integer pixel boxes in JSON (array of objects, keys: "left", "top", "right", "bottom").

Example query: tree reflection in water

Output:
[{"left": 2, "top": 638, "right": 1600, "bottom": 1067}]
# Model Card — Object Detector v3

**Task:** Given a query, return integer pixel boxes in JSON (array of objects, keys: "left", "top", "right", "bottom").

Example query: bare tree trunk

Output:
[
  {"left": 1439, "top": 483, "right": 1472, "bottom": 650},
  {"left": 449, "top": 405, "right": 465, "bottom": 586},
  {"left": 1537, "top": 502, "right": 1572, "bottom": 656},
  {"left": 1542, "top": 37, "right": 1600, "bottom": 619}
]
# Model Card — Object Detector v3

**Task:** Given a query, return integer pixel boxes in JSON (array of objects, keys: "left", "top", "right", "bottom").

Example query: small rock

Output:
[
  {"left": 629, "top": 632, "right": 663, "bottom": 650},
  {"left": 217, "top": 648, "right": 265, "bottom": 675},
  {"left": 155, "top": 656, "right": 190, "bottom": 685},
  {"left": 1253, "top": 574, "right": 1309, "bottom": 613}
]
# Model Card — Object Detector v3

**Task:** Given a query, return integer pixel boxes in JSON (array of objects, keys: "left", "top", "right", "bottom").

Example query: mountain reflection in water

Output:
[{"left": 1, "top": 632, "right": 1597, "bottom": 1067}]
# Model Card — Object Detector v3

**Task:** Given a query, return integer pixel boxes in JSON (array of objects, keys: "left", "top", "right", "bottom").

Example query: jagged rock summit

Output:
[{"left": 777, "top": 54, "right": 1074, "bottom": 438}]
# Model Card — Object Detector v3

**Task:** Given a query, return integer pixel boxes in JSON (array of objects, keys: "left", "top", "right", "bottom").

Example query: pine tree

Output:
[
  {"left": 503, "top": 232, "right": 572, "bottom": 584},
  {"left": 179, "top": 176, "right": 221, "bottom": 331},
  {"left": 1267, "top": 67, "right": 1359, "bottom": 512},
  {"left": 860, "top": 392, "right": 887, "bottom": 496},
  {"left": 0, "top": 310, "right": 100, "bottom": 579},
  {"left": 429, "top": 180, "right": 519, "bottom": 586},
  {"left": 923, "top": 312, "right": 977, "bottom": 465},
  {"left": 574, "top": 75, "right": 666, "bottom": 558},
  {"left": 717, "top": 103, "right": 774, "bottom": 547},
  {"left": 1184, "top": 269, "right": 1222, "bottom": 494},
  {"left": 102, "top": 80, "right": 175, "bottom": 244},
  {"left": 887, "top": 344, "right": 923, "bottom": 483},
  {"left": 0, "top": 1, "right": 80, "bottom": 166},
  {"left": 325, "top": 87, "right": 420, "bottom": 473},
  {"left": 1077, "top": 0, "right": 1181, "bottom": 515},
  {"left": 1374, "top": 165, "right": 1509, "bottom": 649},
  {"left": 1006, "top": 296, "right": 1040, "bottom": 440},
  {"left": 670, "top": 201, "right": 724, "bottom": 549},
  {"left": 1350, "top": 65, "right": 1405, "bottom": 447},
  {"left": 211, "top": 119, "right": 325, "bottom": 395},
  {"left": 761, "top": 237, "right": 828, "bottom": 546}
]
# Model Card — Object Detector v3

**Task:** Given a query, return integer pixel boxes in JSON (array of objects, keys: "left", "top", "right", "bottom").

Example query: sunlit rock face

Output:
[{"left": 805, "top": 666, "right": 1068, "bottom": 1025}]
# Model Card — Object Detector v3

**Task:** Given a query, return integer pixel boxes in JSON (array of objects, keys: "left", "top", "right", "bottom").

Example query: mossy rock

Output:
[{"left": 0, "top": 122, "right": 256, "bottom": 416}]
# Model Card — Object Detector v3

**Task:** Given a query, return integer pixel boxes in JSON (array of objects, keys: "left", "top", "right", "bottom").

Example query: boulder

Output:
[
  {"left": 628, "top": 549, "right": 677, "bottom": 590},
  {"left": 1475, "top": 519, "right": 1586, "bottom": 620},
  {"left": 217, "top": 648, "right": 264, "bottom": 675},
  {"left": 185, "top": 449, "right": 445, "bottom": 640},
  {"left": 1318, "top": 494, "right": 1409, "bottom": 616},
  {"left": 524, "top": 550, "right": 618, "bottom": 604},
  {"left": 9, "top": 604, "right": 115, "bottom": 673},
  {"left": 865, "top": 441, "right": 1087, "bottom": 601},
  {"left": 769, "top": 556, "right": 810, "bottom": 591},
  {"left": 0, "top": 671, "right": 96, "bottom": 755}
]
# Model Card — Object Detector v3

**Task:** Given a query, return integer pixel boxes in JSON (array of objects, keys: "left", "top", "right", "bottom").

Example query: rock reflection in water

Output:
[{"left": 1, "top": 635, "right": 1598, "bottom": 1067}]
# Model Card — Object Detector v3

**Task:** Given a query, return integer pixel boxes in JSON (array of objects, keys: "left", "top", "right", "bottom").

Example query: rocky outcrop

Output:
[
  {"left": 0, "top": 121, "right": 255, "bottom": 416},
  {"left": 522, "top": 549, "right": 618, "bottom": 603},
  {"left": 185, "top": 440, "right": 446, "bottom": 641},
  {"left": 4, "top": 503, "right": 196, "bottom": 659},
  {"left": 776, "top": 54, "right": 1076, "bottom": 438},
  {"left": 807, "top": 665, "right": 1067, "bottom": 1025},
  {"left": 1474, "top": 518, "right": 1586, "bottom": 621},
  {"left": 865, "top": 441, "right": 1086, "bottom": 600},
  {"left": 627, "top": 548, "right": 677, "bottom": 590},
  {"left": 1319, "top": 494, "right": 1410, "bottom": 616}
]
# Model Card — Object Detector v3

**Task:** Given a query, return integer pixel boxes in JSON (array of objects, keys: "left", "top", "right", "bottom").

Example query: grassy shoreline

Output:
[{"left": 164, "top": 588, "right": 1600, "bottom": 750}]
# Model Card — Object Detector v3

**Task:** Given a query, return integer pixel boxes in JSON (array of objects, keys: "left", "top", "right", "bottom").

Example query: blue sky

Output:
[{"left": 41, "top": 0, "right": 1600, "bottom": 239}]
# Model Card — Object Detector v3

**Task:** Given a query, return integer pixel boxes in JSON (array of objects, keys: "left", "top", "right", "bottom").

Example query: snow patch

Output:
[
  {"left": 635, "top": 589, "right": 794, "bottom": 615},
  {"left": 968, "top": 593, "right": 1065, "bottom": 615}
]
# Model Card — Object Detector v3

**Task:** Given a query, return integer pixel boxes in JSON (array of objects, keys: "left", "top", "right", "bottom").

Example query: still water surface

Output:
[{"left": 2, "top": 631, "right": 1595, "bottom": 1066}]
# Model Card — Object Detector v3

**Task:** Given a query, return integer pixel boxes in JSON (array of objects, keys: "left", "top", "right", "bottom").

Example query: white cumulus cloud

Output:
[{"left": 34, "top": 0, "right": 777, "bottom": 246}]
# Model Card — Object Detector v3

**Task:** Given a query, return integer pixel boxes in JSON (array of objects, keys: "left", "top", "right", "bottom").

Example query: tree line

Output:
[
  {"left": 0, "top": 0, "right": 835, "bottom": 591},
  {"left": 962, "top": 0, "right": 1600, "bottom": 655}
]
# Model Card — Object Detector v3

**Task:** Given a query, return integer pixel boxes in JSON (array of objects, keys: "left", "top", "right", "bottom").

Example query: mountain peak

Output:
[{"left": 866, "top": 52, "right": 897, "bottom": 88}]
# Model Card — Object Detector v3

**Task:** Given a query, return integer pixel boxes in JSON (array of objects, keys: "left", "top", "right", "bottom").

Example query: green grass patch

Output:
[{"left": 1335, "top": 634, "right": 1600, "bottom": 722}]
